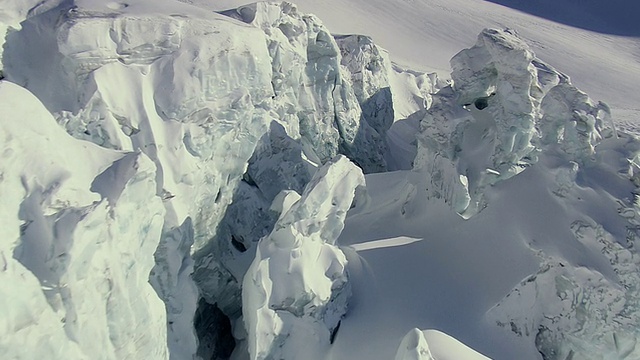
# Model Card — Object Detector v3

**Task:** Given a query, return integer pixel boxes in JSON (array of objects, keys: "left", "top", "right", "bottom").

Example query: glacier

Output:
[
  {"left": 0, "top": 81, "right": 168, "bottom": 359},
  {"left": 1, "top": 1, "right": 640, "bottom": 360}
]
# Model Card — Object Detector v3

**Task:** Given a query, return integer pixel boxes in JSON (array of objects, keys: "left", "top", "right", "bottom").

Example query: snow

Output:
[
  {"left": 242, "top": 155, "right": 365, "bottom": 360},
  {"left": 0, "top": 81, "right": 168, "bottom": 359},
  {"left": 2, "top": 0, "right": 640, "bottom": 360},
  {"left": 213, "top": 0, "right": 640, "bottom": 129},
  {"left": 394, "top": 328, "right": 490, "bottom": 360}
]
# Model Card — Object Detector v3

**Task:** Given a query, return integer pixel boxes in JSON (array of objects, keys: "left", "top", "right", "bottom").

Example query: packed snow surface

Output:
[{"left": 2, "top": 1, "right": 640, "bottom": 360}]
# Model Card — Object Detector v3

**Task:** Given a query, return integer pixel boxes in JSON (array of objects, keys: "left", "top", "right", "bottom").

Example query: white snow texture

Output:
[{"left": 1, "top": 1, "right": 640, "bottom": 360}]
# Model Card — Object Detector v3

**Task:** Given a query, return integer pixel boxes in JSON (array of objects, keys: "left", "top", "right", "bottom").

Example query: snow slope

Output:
[{"left": 331, "top": 28, "right": 640, "bottom": 360}]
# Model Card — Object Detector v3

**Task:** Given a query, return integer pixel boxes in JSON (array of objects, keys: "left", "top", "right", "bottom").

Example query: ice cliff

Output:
[
  {"left": 1, "top": 1, "right": 393, "bottom": 358},
  {"left": 0, "top": 81, "right": 168, "bottom": 359},
  {"left": 415, "top": 28, "right": 614, "bottom": 216},
  {"left": 2, "top": 1, "right": 640, "bottom": 360}
]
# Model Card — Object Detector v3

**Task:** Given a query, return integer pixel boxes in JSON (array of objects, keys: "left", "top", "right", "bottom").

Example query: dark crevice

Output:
[
  {"left": 231, "top": 235, "right": 247, "bottom": 253},
  {"left": 194, "top": 299, "right": 236, "bottom": 360}
]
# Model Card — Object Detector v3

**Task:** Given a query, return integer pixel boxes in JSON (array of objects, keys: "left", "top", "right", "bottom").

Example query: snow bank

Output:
[{"left": 243, "top": 155, "right": 365, "bottom": 360}]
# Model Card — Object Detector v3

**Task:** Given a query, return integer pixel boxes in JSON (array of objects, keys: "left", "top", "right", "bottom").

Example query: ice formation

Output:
[
  {"left": 0, "top": 81, "right": 168, "bottom": 359},
  {"left": 415, "top": 28, "right": 614, "bottom": 216},
  {"left": 2, "top": 0, "right": 640, "bottom": 359},
  {"left": 394, "top": 329, "right": 490, "bottom": 360},
  {"left": 243, "top": 155, "right": 365, "bottom": 360}
]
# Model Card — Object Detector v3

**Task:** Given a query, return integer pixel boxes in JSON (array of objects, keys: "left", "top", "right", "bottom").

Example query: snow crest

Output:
[{"left": 394, "top": 328, "right": 435, "bottom": 360}]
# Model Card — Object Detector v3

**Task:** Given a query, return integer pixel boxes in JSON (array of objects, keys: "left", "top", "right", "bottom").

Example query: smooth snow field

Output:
[{"left": 1, "top": 1, "right": 640, "bottom": 360}]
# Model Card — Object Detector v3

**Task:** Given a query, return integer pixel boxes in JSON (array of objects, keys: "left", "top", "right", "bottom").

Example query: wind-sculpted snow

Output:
[
  {"left": 410, "top": 29, "right": 640, "bottom": 358},
  {"left": 394, "top": 328, "right": 435, "bottom": 360},
  {"left": 4, "top": 0, "right": 640, "bottom": 358},
  {"left": 0, "top": 81, "right": 167, "bottom": 359},
  {"left": 243, "top": 155, "right": 365, "bottom": 360},
  {"left": 395, "top": 329, "right": 490, "bottom": 360},
  {"left": 483, "top": 131, "right": 640, "bottom": 359}
]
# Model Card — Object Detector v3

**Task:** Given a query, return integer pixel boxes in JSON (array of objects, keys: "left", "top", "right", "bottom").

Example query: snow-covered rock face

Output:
[
  {"left": 243, "top": 155, "right": 365, "bottom": 360},
  {"left": 415, "top": 28, "right": 611, "bottom": 216},
  {"left": 0, "top": 81, "right": 167, "bottom": 359}
]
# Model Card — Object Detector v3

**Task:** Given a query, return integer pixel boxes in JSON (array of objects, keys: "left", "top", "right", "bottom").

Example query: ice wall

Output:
[
  {"left": 415, "top": 28, "right": 612, "bottom": 216},
  {"left": 0, "top": 81, "right": 168, "bottom": 359},
  {"left": 220, "top": 2, "right": 388, "bottom": 173},
  {"left": 1, "top": 1, "right": 399, "bottom": 358}
]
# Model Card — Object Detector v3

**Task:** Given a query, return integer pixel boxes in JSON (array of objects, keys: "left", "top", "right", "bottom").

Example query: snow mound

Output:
[
  {"left": 395, "top": 328, "right": 490, "bottom": 360},
  {"left": 395, "top": 328, "right": 435, "bottom": 360},
  {"left": 243, "top": 155, "right": 365, "bottom": 360}
]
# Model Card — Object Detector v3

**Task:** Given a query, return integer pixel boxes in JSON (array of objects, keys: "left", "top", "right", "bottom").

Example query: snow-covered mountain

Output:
[{"left": 1, "top": 1, "right": 639, "bottom": 359}]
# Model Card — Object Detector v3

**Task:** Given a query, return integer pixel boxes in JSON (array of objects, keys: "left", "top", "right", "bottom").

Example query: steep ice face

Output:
[
  {"left": 3, "top": 0, "right": 275, "bottom": 247},
  {"left": 0, "top": 81, "right": 167, "bottom": 359},
  {"left": 2, "top": 2, "right": 400, "bottom": 356},
  {"left": 336, "top": 34, "right": 394, "bottom": 137},
  {"left": 415, "top": 28, "right": 612, "bottom": 216},
  {"left": 538, "top": 82, "right": 611, "bottom": 164},
  {"left": 3, "top": 2, "right": 277, "bottom": 356},
  {"left": 2, "top": 1, "right": 399, "bottom": 357},
  {"left": 192, "top": 120, "right": 320, "bottom": 317},
  {"left": 220, "top": 1, "right": 388, "bottom": 173},
  {"left": 409, "top": 28, "right": 640, "bottom": 359},
  {"left": 243, "top": 155, "right": 365, "bottom": 360}
]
